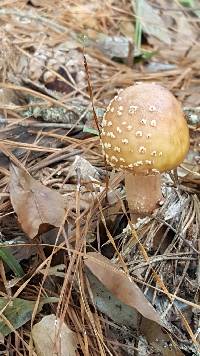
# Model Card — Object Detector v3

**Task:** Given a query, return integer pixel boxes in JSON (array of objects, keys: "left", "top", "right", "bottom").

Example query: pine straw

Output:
[{"left": 0, "top": 0, "right": 199, "bottom": 354}]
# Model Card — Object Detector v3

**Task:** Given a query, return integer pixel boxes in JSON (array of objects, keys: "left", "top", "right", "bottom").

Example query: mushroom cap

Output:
[{"left": 100, "top": 83, "right": 189, "bottom": 174}]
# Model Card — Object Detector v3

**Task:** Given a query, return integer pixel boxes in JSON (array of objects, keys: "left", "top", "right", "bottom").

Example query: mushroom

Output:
[{"left": 100, "top": 83, "right": 189, "bottom": 219}]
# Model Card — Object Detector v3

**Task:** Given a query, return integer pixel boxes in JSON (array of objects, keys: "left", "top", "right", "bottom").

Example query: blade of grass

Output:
[
  {"left": 0, "top": 247, "right": 24, "bottom": 277},
  {"left": 134, "top": 0, "right": 143, "bottom": 55}
]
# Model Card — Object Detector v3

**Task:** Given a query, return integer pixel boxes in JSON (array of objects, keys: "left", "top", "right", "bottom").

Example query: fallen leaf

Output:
[
  {"left": 86, "top": 269, "right": 138, "bottom": 328},
  {"left": 0, "top": 246, "right": 24, "bottom": 277},
  {"left": 0, "top": 298, "right": 36, "bottom": 336},
  {"left": 132, "top": 0, "right": 171, "bottom": 45},
  {"left": 66, "top": 155, "right": 99, "bottom": 181},
  {"left": 9, "top": 164, "right": 66, "bottom": 238},
  {"left": 141, "top": 319, "right": 185, "bottom": 356},
  {"left": 85, "top": 253, "right": 184, "bottom": 355},
  {"left": 32, "top": 314, "right": 77, "bottom": 356},
  {"left": 84, "top": 252, "right": 163, "bottom": 326},
  {"left": 95, "top": 34, "right": 130, "bottom": 58},
  {"left": 2, "top": 236, "right": 36, "bottom": 262},
  {"left": 0, "top": 297, "right": 58, "bottom": 336}
]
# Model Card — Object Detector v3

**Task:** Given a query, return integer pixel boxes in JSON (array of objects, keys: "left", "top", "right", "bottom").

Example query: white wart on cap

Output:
[{"left": 101, "top": 83, "right": 189, "bottom": 175}]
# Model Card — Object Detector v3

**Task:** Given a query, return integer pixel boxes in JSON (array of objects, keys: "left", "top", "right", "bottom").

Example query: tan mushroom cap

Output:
[{"left": 100, "top": 83, "right": 189, "bottom": 175}]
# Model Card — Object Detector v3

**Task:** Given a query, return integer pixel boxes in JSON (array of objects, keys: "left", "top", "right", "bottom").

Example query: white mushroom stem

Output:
[{"left": 125, "top": 172, "right": 162, "bottom": 220}]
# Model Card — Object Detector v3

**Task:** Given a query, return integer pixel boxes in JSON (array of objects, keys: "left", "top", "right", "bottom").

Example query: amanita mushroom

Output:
[{"left": 100, "top": 83, "right": 189, "bottom": 218}]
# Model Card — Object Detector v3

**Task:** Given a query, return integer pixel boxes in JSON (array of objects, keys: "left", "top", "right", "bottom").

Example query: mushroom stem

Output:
[{"left": 125, "top": 172, "right": 162, "bottom": 220}]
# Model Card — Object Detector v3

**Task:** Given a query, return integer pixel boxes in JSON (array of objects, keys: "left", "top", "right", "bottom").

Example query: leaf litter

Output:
[
  {"left": 0, "top": 0, "right": 199, "bottom": 355},
  {"left": 32, "top": 314, "right": 77, "bottom": 356},
  {"left": 85, "top": 252, "right": 163, "bottom": 326},
  {"left": 9, "top": 163, "right": 66, "bottom": 239}
]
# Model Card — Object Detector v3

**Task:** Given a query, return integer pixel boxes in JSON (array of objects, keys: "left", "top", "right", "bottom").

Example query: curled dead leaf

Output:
[{"left": 9, "top": 164, "right": 66, "bottom": 238}]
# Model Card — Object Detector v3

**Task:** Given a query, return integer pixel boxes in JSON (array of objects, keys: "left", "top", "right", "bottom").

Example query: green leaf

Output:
[
  {"left": 0, "top": 247, "right": 24, "bottom": 277},
  {"left": 0, "top": 297, "right": 59, "bottom": 336},
  {"left": 179, "top": 0, "right": 193, "bottom": 6},
  {"left": 134, "top": 49, "right": 157, "bottom": 63}
]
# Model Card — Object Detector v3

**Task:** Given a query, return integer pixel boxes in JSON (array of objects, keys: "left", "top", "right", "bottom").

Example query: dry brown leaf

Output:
[
  {"left": 84, "top": 252, "right": 163, "bottom": 326},
  {"left": 85, "top": 253, "right": 185, "bottom": 355},
  {"left": 141, "top": 319, "right": 185, "bottom": 356},
  {"left": 32, "top": 314, "right": 77, "bottom": 356},
  {"left": 9, "top": 164, "right": 65, "bottom": 239}
]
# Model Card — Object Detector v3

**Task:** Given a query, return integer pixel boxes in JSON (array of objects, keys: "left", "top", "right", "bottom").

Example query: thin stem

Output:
[{"left": 125, "top": 172, "right": 162, "bottom": 218}]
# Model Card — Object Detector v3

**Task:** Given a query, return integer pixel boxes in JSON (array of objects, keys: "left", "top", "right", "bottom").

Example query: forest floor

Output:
[{"left": 0, "top": 0, "right": 199, "bottom": 355}]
